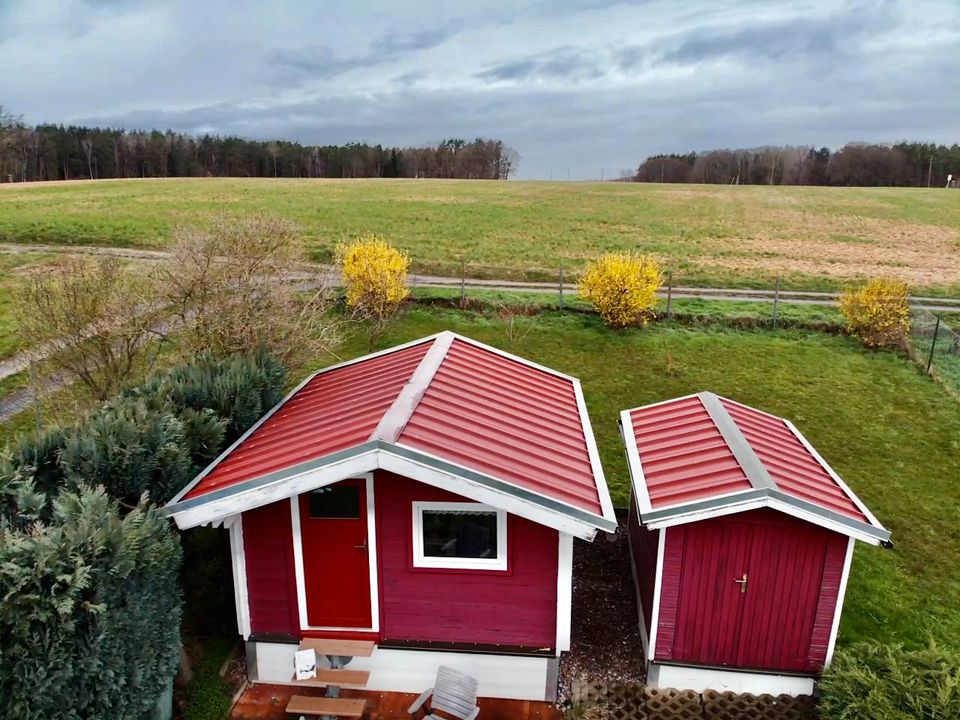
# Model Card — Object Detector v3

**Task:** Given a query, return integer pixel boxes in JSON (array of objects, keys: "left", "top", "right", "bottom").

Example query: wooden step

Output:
[
  {"left": 291, "top": 668, "right": 371, "bottom": 688},
  {"left": 285, "top": 695, "right": 366, "bottom": 717},
  {"left": 297, "top": 638, "right": 375, "bottom": 658}
]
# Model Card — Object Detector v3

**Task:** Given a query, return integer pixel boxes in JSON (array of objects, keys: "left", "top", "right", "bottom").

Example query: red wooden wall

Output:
[
  {"left": 375, "top": 471, "right": 559, "bottom": 650},
  {"left": 242, "top": 499, "right": 300, "bottom": 639},
  {"left": 653, "top": 509, "right": 847, "bottom": 673},
  {"left": 628, "top": 497, "right": 659, "bottom": 639}
]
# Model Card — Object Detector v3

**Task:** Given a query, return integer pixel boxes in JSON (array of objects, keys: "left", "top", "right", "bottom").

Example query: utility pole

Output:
[{"left": 927, "top": 155, "right": 934, "bottom": 188}]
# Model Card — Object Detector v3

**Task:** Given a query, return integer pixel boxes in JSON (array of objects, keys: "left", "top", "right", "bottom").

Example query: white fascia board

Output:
[
  {"left": 825, "top": 537, "right": 855, "bottom": 665},
  {"left": 380, "top": 447, "right": 601, "bottom": 541},
  {"left": 620, "top": 392, "right": 704, "bottom": 416},
  {"left": 619, "top": 409, "right": 652, "bottom": 515},
  {"left": 555, "top": 533, "right": 574, "bottom": 654},
  {"left": 168, "top": 449, "right": 380, "bottom": 529},
  {"left": 767, "top": 497, "right": 884, "bottom": 546},
  {"left": 783, "top": 420, "right": 887, "bottom": 533},
  {"left": 573, "top": 378, "right": 616, "bottom": 525}
]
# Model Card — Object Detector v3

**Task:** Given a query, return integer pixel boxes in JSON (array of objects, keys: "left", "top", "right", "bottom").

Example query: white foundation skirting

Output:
[
  {"left": 248, "top": 641, "right": 555, "bottom": 701},
  {"left": 648, "top": 662, "right": 815, "bottom": 696}
]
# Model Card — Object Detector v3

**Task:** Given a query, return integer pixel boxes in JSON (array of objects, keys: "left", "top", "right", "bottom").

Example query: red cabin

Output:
[
  {"left": 164, "top": 332, "right": 615, "bottom": 702},
  {"left": 620, "top": 392, "right": 890, "bottom": 696}
]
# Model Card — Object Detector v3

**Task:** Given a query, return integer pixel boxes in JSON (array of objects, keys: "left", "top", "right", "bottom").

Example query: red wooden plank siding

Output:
[
  {"left": 375, "top": 471, "right": 559, "bottom": 649},
  {"left": 242, "top": 500, "right": 300, "bottom": 638},
  {"left": 627, "top": 497, "right": 658, "bottom": 636},
  {"left": 653, "top": 527, "right": 684, "bottom": 661},
  {"left": 808, "top": 534, "right": 849, "bottom": 669},
  {"left": 653, "top": 510, "right": 847, "bottom": 673}
]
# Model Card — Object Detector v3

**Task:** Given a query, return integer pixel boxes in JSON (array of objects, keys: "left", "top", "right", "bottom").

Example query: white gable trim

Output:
[
  {"left": 573, "top": 379, "right": 616, "bottom": 525},
  {"left": 620, "top": 409, "right": 652, "bottom": 514},
  {"left": 647, "top": 528, "right": 666, "bottom": 662},
  {"left": 167, "top": 444, "right": 608, "bottom": 540}
]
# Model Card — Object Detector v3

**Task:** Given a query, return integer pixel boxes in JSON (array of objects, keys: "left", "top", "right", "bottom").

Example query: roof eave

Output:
[{"left": 163, "top": 440, "right": 615, "bottom": 540}]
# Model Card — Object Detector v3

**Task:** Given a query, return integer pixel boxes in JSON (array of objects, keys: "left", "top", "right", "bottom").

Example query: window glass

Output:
[
  {"left": 421, "top": 509, "right": 498, "bottom": 559},
  {"left": 308, "top": 485, "right": 360, "bottom": 519}
]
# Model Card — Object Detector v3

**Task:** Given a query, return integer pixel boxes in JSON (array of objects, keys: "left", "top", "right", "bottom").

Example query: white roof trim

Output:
[
  {"left": 573, "top": 378, "right": 616, "bottom": 525},
  {"left": 449, "top": 333, "right": 579, "bottom": 382},
  {"left": 370, "top": 331, "right": 454, "bottom": 442},
  {"left": 620, "top": 409, "right": 652, "bottom": 515}
]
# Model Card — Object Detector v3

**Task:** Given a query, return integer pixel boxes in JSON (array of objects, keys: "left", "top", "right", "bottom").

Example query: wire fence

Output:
[{"left": 911, "top": 308, "right": 960, "bottom": 395}]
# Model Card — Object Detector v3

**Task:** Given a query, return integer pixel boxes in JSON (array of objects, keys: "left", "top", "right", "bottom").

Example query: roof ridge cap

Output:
[
  {"left": 698, "top": 391, "right": 777, "bottom": 492},
  {"left": 369, "top": 331, "right": 455, "bottom": 443}
]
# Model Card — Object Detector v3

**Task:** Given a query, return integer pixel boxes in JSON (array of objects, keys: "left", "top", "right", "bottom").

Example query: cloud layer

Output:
[{"left": 2, "top": 0, "right": 957, "bottom": 179}]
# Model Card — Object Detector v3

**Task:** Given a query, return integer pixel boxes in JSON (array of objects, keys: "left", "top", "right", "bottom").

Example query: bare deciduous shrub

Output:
[
  {"left": 578, "top": 253, "right": 663, "bottom": 328},
  {"left": 16, "top": 256, "right": 166, "bottom": 400},
  {"left": 838, "top": 278, "right": 910, "bottom": 349},
  {"left": 161, "top": 214, "right": 340, "bottom": 366}
]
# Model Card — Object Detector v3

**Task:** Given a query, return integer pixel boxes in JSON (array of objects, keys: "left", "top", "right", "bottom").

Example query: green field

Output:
[{"left": 2, "top": 178, "right": 959, "bottom": 293}]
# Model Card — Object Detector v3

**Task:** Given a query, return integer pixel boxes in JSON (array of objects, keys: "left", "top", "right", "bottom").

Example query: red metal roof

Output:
[
  {"left": 398, "top": 338, "right": 602, "bottom": 513},
  {"left": 178, "top": 333, "right": 610, "bottom": 522},
  {"left": 622, "top": 392, "right": 888, "bottom": 542},
  {"left": 182, "top": 340, "right": 431, "bottom": 500}
]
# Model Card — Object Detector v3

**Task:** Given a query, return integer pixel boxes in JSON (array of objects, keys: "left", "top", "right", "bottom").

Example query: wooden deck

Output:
[{"left": 231, "top": 683, "right": 564, "bottom": 720}]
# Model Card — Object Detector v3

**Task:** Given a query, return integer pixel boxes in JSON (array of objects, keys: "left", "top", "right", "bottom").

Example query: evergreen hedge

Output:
[
  {"left": 820, "top": 641, "right": 960, "bottom": 719},
  {"left": 0, "top": 481, "right": 182, "bottom": 720},
  {"left": 0, "top": 348, "right": 286, "bottom": 718}
]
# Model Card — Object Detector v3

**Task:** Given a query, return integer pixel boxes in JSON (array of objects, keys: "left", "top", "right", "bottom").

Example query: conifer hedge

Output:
[{"left": 0, "top": 348, "right": 286, "bottom": 718}]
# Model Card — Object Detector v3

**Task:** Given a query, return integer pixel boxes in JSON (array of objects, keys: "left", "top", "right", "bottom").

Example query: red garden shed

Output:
[
  {"left": 164, "top": 332, "right": 615, "bottom": 702},
  {"left": 620, "top": 392, "right": 890, "bottom": 696}
]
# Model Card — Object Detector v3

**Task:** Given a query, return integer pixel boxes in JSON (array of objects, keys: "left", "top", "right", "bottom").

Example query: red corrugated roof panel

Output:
[
  {"left": 622, "top": 392, "right": 884, "bottom": 539},
  {"left": 398, "top": 338, "right": 602, "bottom": 514},
  {"left": 182, "top": 340, "right": 431, "bottom": 500},
  {"left": 178, "top": 334, "right": 609, "bottom": 522},
  {"left": 718, "top": 398, "right": 866, "bottom": 522},
  {"left": 627, "top": 396, "right": 752, "bottom": 509}
]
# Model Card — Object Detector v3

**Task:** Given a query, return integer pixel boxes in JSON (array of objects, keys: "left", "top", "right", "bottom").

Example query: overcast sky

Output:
[{"left": 2, "top": 0, "right": 957, "bottom": 179}]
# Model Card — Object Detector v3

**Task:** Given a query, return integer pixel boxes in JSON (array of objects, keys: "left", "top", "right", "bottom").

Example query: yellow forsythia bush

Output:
[
  {"left": 337, "top": 235, "right": 411, "bottom": 318},
  {"left": 579, "top": 253, "right": 663, "bottom": 328},
  {"left": 838, "top": 278, "right": 910, "bottom": 349}
]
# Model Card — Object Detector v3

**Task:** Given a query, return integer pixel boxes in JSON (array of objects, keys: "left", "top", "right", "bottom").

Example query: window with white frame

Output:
[{"left": 412, "top": 502, "right": 508, "bottom": 570}]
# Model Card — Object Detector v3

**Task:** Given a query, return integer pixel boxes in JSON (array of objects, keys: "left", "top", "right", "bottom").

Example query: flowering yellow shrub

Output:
[
  {"left": 838, "top": 278, "right": 910, "bottom": 349},
  {"left": 337, "top": 235, "right": 410, "bottom": 319},
  {"left": 578, "top": 253, "right": 663, "bottom": 328}
]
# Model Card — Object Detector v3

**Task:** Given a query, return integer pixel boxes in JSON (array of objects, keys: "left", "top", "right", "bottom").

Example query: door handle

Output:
[
  {"left": 354, "top": 539, "right": 368, "bottom": 552},
  {"left": 734, "top": 573, "right": 748, "bottom": 594}
]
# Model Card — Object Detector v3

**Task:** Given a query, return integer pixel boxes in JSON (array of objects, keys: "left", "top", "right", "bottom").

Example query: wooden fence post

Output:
[
  {"left": 927, "top": 314, "right": 941, "bottom": 374},
  {"left": 559, "top": 265, "right": 565, "bottom": 310},
  {"left": 772, "top": 277, "right": 781, "bottom": 329},
  {"left": 666, "top": 271, "right": 673, "bottom": 319},
  {"left": 459, "top": 258, "right": 466, "bottom": 307}
]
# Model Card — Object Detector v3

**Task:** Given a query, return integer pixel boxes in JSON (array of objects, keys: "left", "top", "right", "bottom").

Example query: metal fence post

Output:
[
  {"left": 559, "top": 265, "right": 565, "bottom": 310},
  {"left": 666, "top": 271, "right": 673, "bottom": 319},
  {"left": 772, "top": 277, "right": 781, "bottom": 329},
  {"left": 926, "top": 314, "right": 942, "bottom": 374}
]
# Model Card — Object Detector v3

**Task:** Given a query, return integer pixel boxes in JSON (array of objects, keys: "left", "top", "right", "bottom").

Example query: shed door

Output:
[
  {"left": 736, "top": 523, "right": 827, "bottom": 671},
  {"left": 673, "top": 521, "right": 754, "bottom": 667},
  {"left": 298, "top": 478, "right": 373, "bottom": 629},
  {"left": 672, "top": 517, "right": 827, "bottom": 672}
]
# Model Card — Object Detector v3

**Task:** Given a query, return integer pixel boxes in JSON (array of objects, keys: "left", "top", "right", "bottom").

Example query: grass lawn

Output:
[
  {"left": 307, "top": 306, "right": 960, "bottom": 652},
  {"left": 2, "top": 178, "right": 958, "bottom": 294},
  {"left": 0, "top": 252, "right": 56, "bottom": 359}
]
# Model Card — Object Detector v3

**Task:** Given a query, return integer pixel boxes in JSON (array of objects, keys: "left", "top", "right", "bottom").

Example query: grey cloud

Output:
[
  {"left": 373, "top": 28, "right": 451, "bottom": 55},
  {"left": 477, "top": 46, "right": 607, "bottom": 82}
]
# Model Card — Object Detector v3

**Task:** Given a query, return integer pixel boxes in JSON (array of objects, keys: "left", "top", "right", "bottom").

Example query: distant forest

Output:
[
  {"left": 634, "top": 143, "right": 960, "bottom": 187},
  {"left": 0, "top": 107, "right": 518, "bottom": 182}
]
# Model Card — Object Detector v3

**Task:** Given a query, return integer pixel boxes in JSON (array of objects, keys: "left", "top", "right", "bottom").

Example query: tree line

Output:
[
  {"left": 0, "top": 106, "right": 518, "bottom": 182},
  {"left": 634, "top": 142, "right": 960, "bottom": 187}
]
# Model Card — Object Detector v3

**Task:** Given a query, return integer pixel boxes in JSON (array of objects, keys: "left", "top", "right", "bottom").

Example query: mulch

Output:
[{"left": 559, "top": 516, "right": 646, "bottom": 704}]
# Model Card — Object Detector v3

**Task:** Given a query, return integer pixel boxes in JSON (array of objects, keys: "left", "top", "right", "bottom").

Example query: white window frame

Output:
[{"left": 412, "top": 501, "right": 508, "bottom": 571}]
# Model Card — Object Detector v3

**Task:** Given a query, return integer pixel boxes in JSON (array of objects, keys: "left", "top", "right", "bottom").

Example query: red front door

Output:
[{"left": 298, "top": 478, "right": 373, "bottom": 628}]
